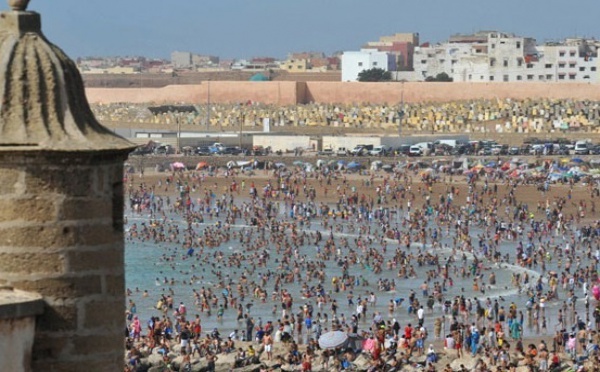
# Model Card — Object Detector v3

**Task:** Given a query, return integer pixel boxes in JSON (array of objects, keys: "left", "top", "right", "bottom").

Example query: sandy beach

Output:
[{"left": 123, "top": 160, "right": 600, "bottom": 372}]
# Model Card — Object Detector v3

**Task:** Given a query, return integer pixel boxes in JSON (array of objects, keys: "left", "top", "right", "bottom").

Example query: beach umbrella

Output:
[
  {"left": 593, "top": 284, "right": 600, "bottom": 301},
  {"left": 571, "top": 158, "right": 584, "bottom": 164},
  {"left": 195, "top": 161, "right": 209, "bottom": 170},
  {"left": 171, "top": 162, "right": 185, "bottom": 169},
  {"left": 318, "top": 331, "right": 349, "bottom": 349}
]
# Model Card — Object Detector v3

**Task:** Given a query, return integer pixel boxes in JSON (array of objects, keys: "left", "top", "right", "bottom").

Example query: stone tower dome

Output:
[
  {"left": 0, "top": 1, "right": 135, "bottom": 371},
  {"left": 0, "top": 0, "right": 132, "bottom": 152}
]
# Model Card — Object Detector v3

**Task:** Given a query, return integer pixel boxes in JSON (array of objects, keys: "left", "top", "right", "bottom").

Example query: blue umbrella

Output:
[
  {"left": 571, "top": 158, "right": 584, "bottom": 163},
  {"left": 347, "top": 161, "right": 361, "bottom": 169}
]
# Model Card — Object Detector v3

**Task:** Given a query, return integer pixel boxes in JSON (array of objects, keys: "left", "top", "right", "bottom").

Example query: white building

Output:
[
  {"left": 414, "top": 43, "right": 473, "bottom": 80},
  {"left": 171, "top": 51, "right": 193, "bottom": 69},
  {"left": 410, "top": 31, "right": 600, "bottom": 83},
  {"left": 341, "top": 49, "right": 396, "bottom": 81}
]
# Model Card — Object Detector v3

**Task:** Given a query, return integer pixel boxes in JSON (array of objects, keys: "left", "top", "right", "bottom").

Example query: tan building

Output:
[
  {"left": 379, "top": 32, "right": 420, "bottom": 45},
  {"left": 280, "top": 58, "right": 309, "bottom": 72}
]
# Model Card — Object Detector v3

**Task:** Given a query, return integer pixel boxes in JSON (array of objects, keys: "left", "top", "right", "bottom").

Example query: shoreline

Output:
[{"left": 124, "top": 166, "right": 600, "bottom": 371}]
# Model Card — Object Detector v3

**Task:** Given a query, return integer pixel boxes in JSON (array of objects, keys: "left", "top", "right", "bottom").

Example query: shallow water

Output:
[{"left": 125, "top": 206, "right": 589, "bottom": 340}]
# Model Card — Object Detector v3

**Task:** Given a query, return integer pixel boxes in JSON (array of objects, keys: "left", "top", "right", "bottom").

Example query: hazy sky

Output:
[{"left": 27, "top": 0, "right": 600, "bottom": 60}]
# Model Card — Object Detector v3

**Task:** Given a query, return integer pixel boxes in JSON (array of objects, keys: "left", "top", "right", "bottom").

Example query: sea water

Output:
[{"left": 125, "top": 206, "right": 586, "bottom": 339}]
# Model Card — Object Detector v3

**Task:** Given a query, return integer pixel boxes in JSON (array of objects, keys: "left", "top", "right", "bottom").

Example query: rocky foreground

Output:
[{"left": 127, "top": 338, "right": 594, "bottom": 372}]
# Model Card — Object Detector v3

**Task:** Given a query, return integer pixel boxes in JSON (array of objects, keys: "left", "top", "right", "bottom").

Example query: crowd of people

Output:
[
  {"left": 93, "top": 98, "right": 600, "bottom": 134},
  {"left": 122, "top": 156, "right": 600, "bottom": 371}
]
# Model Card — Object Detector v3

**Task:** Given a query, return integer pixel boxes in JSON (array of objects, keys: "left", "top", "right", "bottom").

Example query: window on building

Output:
[
  {"left": 490, "top": 58, "right": 496, "bottom": 67},
  {"left": 526, "top": 63, "right": 533, "bottom": 69},
  {"left": 527, "top": 75, "right": 534, "bottom": 80},
  {"left": 517, "top": 75, "right": 522, "bottom": 81},
  {"left": 373, "top": 62, "right": 378, "bottom": 66},
  {"left": 569, "top": 74, "right": 576, "bottom": 80},
  {"left": 559, "top": 52, "right": 565, "bottom": 57},
  {"left": 288, "top": 65, "right": 293, "bottom": 69},
  {"left": 503, "top": 75, "right": 509, "bottom": 82},
  {"left": 539, "top": 75, "right": 544, "bottom": 81},
  {"left": 569, "top": 51, "right": 576, "bottom": 57},
  {"left": 421, "top": 60, "right": 427, "bottom": 64},
  {"left": 517, "top": 58, "right": 523, "bottom": 66},
  {"left": 579, "top": 66, "right": 585, "bottom": 71},
  {"left": 490, "top": 76, "right": 494, "bottom": 81},
  {"left": 358, "top": 62, "right": 363, "bottom": 67},
  {"left": 558, "top": 63, "right": 565, "bottom": 68},
  {"left": 545, "top": 64, "right": 552, "bottom": 69},
  {"left": 592, "top": 67, "right": 597, "bottom": 71},
  {"left": 558, "top": 74, "right": 565, "bottom": 80},
  {"left": 491, "top": 44, "right": 496, "bottom": 49},
  {"left": 439, "top": 59, "right": 445, "bottom": 64},
  {"left": 584, "top": 75, "right": 590, "bottom": 79},
  {"left": 569, "top": 63, "right": 576, "bottom": 68},
  {"left": 451, "top": 60, "right": 457, "bottom": 64},
  {"left": 503, "top": 59, "right": 508, "bottom": 67},
  {"left": 480, "top": 76, "right": 484, "bottom": 80},
  {"left": 468, "top": 74, "right": 472, "bottom": 80},
  {"left": 516, "top": 41, "right": 521, "bottom": 49},
  {"left": 546, "top": 74, "right": 553, "bottom": 80}
]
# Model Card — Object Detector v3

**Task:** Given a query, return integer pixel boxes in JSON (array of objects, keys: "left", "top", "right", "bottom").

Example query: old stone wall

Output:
[
  {"left": 85, "top": 82, "right": 600, "bottom": 106},
  {"left": 0, "top": 153, "right": 126, "bottom": 372}
]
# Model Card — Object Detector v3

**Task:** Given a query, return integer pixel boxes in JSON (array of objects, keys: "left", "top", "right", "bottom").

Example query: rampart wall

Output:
[{"left": 85, "top": 82, "right": 600, "bottom": 105}]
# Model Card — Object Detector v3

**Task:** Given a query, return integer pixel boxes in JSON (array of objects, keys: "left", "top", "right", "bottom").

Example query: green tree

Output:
[
  {"left": 357, "top": 68, "right": 392, "bottom": 82},
  {"left": 425, "top": 72, "right": 453, "bottom": 82}
]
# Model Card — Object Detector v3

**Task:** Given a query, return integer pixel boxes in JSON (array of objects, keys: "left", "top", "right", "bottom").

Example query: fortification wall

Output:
[
  {"left": 86, "top": 81, "right": 299, "bottom": 105},
  {"left": 304, "top": 82, "right": 600, "bottom": 104},
  {"left": 85, "top": 82, "right": 600, "bottom": 105}
]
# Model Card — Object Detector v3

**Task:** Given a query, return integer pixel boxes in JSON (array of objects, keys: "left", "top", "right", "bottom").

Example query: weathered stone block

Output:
[
  {"left": 67, "top": 247, "right": 122, "bottom": 272},
  {"left": 104, "top": 274, "right": 125, "bottom": 296},
  {"left": 0, "top": 252, "right": 65, "bottom": 274},
  {"left": 14, "top": 276, "right": 102, "bottom": 299},
  {"left": 60, "top": 198, "right": 111, "bottom": 220},
  {"left": 0, "top": 224, "right": 77, "bottom": 249},
  {"left": 35, "top": 304, "right": 78, "bottom": 332},
  {"left": 0, "top": 197, "right": 57, "bottom": 223},
  {"left": 30, "top": 334, "right": 69, "bottom": 361},
  {"left": 72, "top": 334, "right": 122, "bottom": 355},
  {"left": 24, "top": 168, "right": 93, "bottom": 197},
  {"left": 0, "top": 168, "right": 22, "bottom": 194},
  {"left": 83, "top": 299, "right": 124, "bottom": 329},
  {"left": 75, "top": 224, "right": 119, "bottom": 246},
  {"left": 31, "top": 358, "right": 121, "bottom": 372}
]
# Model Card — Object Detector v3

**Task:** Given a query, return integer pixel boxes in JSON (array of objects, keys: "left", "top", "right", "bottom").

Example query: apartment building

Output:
[{"left": 341, "top": 49, "right": 396, "bottom": 81}]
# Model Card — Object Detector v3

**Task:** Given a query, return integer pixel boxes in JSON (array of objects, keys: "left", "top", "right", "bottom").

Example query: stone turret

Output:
[{"left": 0, "top": 1, "right": 135, "bottom": 371}]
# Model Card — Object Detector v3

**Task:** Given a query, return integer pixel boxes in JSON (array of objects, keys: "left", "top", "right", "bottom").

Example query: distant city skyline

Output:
[{"left": 29, "top": 0, "right": 600, "bottom": 60}]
